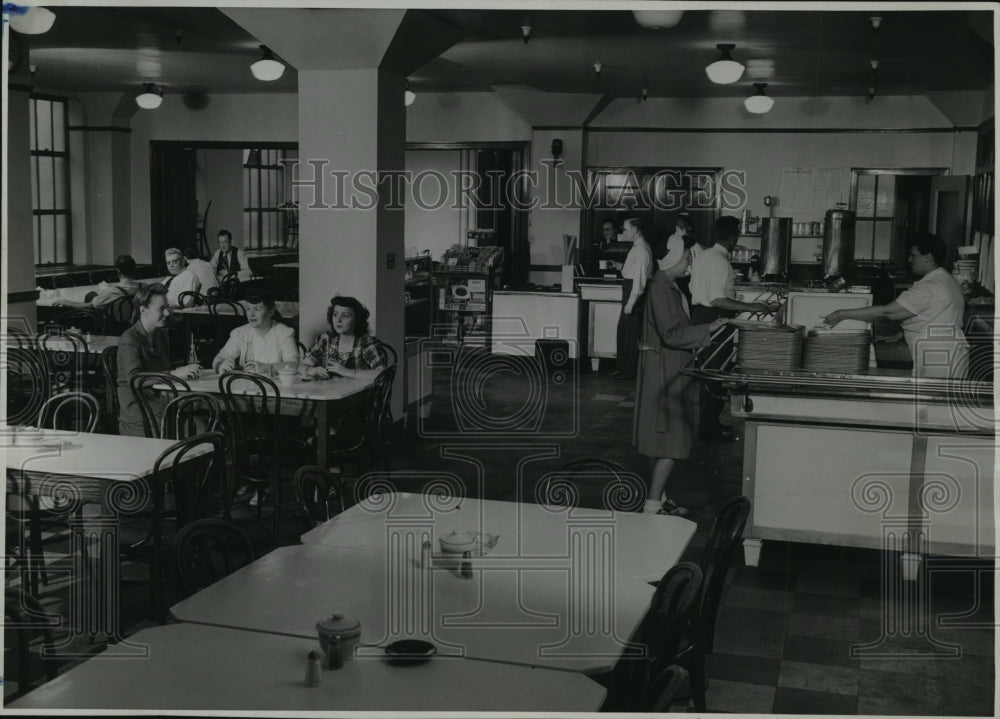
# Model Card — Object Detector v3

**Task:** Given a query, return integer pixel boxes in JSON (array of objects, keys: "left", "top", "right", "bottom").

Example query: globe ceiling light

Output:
[
  {"left": 705, "top": 43, "right": 745, "bottom": 85},
  {"left": 744, "top": 83, "right": 774, "bottom": 114},
  {"left": 135, "top": 83, "right": 163, "bottom": 110},
  {"left": 404, "top": 90, "right": 416, "bottom": 106},
  {"left": 632, "top": 10, "right": 684, "bottom": 29},
  {"left": 250, "top": 46, "right": 285, "bottom": 82},
  {"left": 8, "top": 5, "right": 56, "bottom": 34}
]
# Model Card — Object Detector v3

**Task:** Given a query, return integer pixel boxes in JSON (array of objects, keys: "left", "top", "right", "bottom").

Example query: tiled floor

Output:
[{"left": 10, "top": 356, "right": 995, "bottom": 714}]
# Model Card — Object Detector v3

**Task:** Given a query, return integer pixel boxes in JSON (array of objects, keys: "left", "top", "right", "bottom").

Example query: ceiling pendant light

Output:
[
  {"left": 250, "top": 45, "right": 285, "bottom": 82},
  {"left": 593, "top": 61, "right": 602, "bottom": 78},
  {"left": 520, "top": 24, "right": 532, "bottom": 44},
  {"left": 705, "top": 43, "right": 745, "bottom": 85},
  {"left": 135, "top": 83, "right": 163, "bottom": 110},
  {"left": 7, "top": 4, "right": 56, "bottom": 34},
  {"left": 632, "top": 10, "right": 684, "bottom": 29},
  {"left": 744, "top": 83, "right": 774, "bottom": 114}
]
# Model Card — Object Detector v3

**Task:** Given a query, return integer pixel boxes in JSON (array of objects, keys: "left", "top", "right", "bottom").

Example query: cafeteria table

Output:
[
  {"left": 40, "top": 334, "right": 119, "bottom": 354},
  {"left": 302, "top": 491, "right": 697, "bottom": 582},
  {"left": 171, "top": 539, "right": 662, "bottom": 673},
  {"left": 168, "top": 370, "right": 373, "bottom": 462},
  {"left": 8, "top": 623, "right": 607, "bottom": 711},
  {"left": 4, "top": 428, "right": 212, "bottom": 633},
  {"left": 174, "top": 299, "right": 299, "bottom": 322}
]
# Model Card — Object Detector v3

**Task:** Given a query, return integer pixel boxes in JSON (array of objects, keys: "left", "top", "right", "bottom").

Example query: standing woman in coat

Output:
[
  {"left": 612, "top": 216, "right": 653, "bottom": 379},
  {"left": 635, "top": 237, "right": 727, "bottom": 515}
]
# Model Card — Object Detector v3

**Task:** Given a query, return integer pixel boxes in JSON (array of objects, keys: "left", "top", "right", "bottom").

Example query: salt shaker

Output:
[
  {"left": 460, "top": 550, "right": 473, "bottom": 579},
  {"left": 304, "top": 650, "right": 321, "bottom": 687},
  {"left": 421, "top": 540, "right": 432, "bottom": 569}
]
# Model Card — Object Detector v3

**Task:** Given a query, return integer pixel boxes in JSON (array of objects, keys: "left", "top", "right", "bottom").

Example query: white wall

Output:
[
  {"left": 404, "top": 149, "right": 465, "bottom": 260},
  {"left": 407, "top": 92, "right": 531, "bottom": 144},
  {"left": 129, "top": 93, "right": 298, "bottom": 261}
]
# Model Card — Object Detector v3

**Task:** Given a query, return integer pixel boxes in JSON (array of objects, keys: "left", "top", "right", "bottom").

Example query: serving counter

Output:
[{"left": 687, "top": 366, "right": 995, "bottom": 580}]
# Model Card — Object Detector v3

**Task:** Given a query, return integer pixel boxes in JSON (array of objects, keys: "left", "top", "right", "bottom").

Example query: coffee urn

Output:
[
  {"left": 822, "top": 205, "right": 855, "bottom": 281},
  {"left": 759, "top": 217, "right": 792, "bottom": 280}
]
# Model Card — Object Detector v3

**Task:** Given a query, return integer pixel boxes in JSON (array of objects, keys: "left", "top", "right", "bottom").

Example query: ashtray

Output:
[{"left": 384, "top": 639, "right": 436, "bottom": 663}]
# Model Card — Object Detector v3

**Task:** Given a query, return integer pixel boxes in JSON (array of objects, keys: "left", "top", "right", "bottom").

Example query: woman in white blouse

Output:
[{"left": 613, "top": 216, "right": 653, "bottom": 379}]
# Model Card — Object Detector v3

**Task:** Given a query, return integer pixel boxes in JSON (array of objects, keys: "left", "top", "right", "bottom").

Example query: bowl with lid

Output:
[
  {"left": 438, "top": 531, "right": 477, "bottom": 554},
  {"left": 316, "top": 613, "right": 362, "bottom": 669}
]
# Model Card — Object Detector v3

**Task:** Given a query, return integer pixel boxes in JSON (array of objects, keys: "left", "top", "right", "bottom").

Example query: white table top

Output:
[
  {"left": 3, "top": 428, "right": 207, "bottom": 483},
  {"left": 175, "top": 370, "right": 373, "bottom": 402},
  {"left": 171, "top": 541, "right": 655, "bottom": 674},
  {"left": 272, "top": 262, "right": 299, "bottom": 269},
  {"left": 302, "top": 492, "right": 697, "bottom": 583},
  {"left": 9, "top": 623, "right": 606, "bottom": 712},
  {"left": 36, "top": 278, "right": 167, "bottom": 306}
]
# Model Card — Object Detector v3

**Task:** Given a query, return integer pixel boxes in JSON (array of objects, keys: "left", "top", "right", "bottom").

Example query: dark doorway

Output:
[
  {"left": 149, "top": 144, "right": 197, "bottom": 263},
  {"left": 894, "top": 175, "right": 932, "bottom": 266},
  {"left": 475, "top": 147, "right": 527, "bottom": 287}
]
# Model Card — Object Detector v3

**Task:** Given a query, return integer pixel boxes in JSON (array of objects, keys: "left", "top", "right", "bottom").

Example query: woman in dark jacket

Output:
[{"left": 634, "top": 243, "right": 726, "bottom": 515}]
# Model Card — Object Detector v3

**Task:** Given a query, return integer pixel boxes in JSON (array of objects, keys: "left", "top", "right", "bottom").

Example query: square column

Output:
[{"left": 296, "top": 69, "right": 405, "bottom": 414}]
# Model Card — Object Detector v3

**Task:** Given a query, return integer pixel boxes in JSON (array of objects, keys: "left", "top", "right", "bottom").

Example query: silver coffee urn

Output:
[
  {"left": 759, "top": 217, "right": 792, "bottom": 282},
  {"left": 822, "top": 204, "right": 855, "bottom": 290}
]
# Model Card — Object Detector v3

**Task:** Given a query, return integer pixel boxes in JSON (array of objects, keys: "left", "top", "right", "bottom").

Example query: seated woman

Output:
[
  {"left": 212, "top": 290, "right": 299, "bottom": 374},
  {"left": 299, "top": 296, "right": 386, "bottom": 380},
  {"left": 117, "top": 283, "right": 201, "bottom": 437}
]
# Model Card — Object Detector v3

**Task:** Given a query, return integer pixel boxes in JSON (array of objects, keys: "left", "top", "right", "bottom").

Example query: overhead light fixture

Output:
[
  {"left": 594, "top": 61, "right": 602, "bottom": 78},
  {"left": 744, "top": 83, "right": 774, "bottom": 114},
  {"left": 250, "top": 45, "right": 285, "bottom": 82},
  {"left": 404, "top": 80, "right": 416, "bottom": 107},
  {"left": 632, "top": 10, "right": 684, "bottom": 29},
  {"left": 520, "top": 24, "right": 531, "bottom": 44},
  {"left": 642, "top": 86, "right": 649, "bottom": 102},
  {"left": 705, "top": 43, "right": 745, "bottom": 85},
  {"left": 135, "top": 83, "right": 163, "bottom": 110},
  {"left": 7, "top": 4, "right": 56, "bottom": 34}
]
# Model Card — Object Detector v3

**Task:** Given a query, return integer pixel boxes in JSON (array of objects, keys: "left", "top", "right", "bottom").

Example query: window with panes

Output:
[
  {"left": 243, "top": 148, "right": 289, "bottom": 250},
  {"left": 30, "top": 95, "right": 71, "bottom": 264}
]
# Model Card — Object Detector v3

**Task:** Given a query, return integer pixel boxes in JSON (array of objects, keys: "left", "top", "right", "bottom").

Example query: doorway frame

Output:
[
  {"left": 848, "top": 167, "right": 948, "bottom": 266},
  {"left": 406, "top": 141, "right": 531, "bottom": 286}
]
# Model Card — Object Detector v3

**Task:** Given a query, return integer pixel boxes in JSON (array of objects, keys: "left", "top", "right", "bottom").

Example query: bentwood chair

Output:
[
  {"left": 119, "top": 431, "right": 227, "bottom": 623},
  {"left": 326, "top": 363, "right": 398, "bottom": 475},
  {"left": 9, "top": 392, "right": 101, "bottom": 595},
  {"left": 3, "top": 590, "right": 59, "bottom": 701},
  {"left": 162, "top": 392, "right": 222, "bottom": 440},
  {"left": 218, "top": 372, "right": 308, "bottom": 542},
  {"left": 174, "top": 518, "right": 253, "bottom": 597},
  {"left": 5, "top": 347, "right": 49, "bottom": 427},
  {"left": 294, "top": 465, "right": 346, "bottom": 530},
  {"left": 100, "top": 346, "right": 119, "bottom": 433},
  {"left": 177, "top": 290, "right": 207, "bottom": 309},
  {"left": 37, "top": 329, "right": 89, "bottom": 394},
  {"left": 194, "top": 200, "right": 213, "bottom": 258},
  {"left": 603, "top": 562, "right": 704, "bottom": 712},
  {"left": 103, "top": 293, "right": 136, "bottom": 335},
  {"left": 37, "top": 391, "right": 101, "bottom": 432},
  {"left": 537, "top": 457, "right": 646, "bottom": 512},
  {"left": 649, "top": 665, "right": 690, "bottom": 713},
  {"left": 129, "top": 372, "right": 192, "bottom": 438},
  {"left": 219, "top": 275, "right": 243, "bottom": 301},
  {"left": 674, "top": 495, "right": 751, "bottom": 712},
  {"left": 57, "top": 307, "right": 105, "bottom": 336}
]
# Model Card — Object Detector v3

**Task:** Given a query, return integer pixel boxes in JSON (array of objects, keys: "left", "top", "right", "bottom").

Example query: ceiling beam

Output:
[{"left": 582, "top": 94, "right": 615, "bottom": 127}]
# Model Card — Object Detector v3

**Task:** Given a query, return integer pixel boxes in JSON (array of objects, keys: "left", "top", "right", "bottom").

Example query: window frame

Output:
[
  {"left": 29, "top": 93, "right": 72, "bottom": 266},
  {"left": 243, "top": 147, "right": 288, "bottom": 250}
]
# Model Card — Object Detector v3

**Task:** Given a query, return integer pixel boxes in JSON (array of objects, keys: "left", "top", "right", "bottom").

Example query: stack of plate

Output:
[
  {"left": 802, "top": 329, "right": 871, "bottom": 373},
  {"left": 733, "top": 320, "right": 804, "bottom": 372}
]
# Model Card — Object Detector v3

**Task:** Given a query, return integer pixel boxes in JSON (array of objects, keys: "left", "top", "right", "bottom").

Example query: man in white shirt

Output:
[
  {"left": 183, "top": 245, "right": 220, "bottom": 294},
  {"left": 212, "top": 290, "right": 299, "bottom": 373},
  {"left": 690, "top": 216, "right": 779, "bottom": 440},
  {"left": 824, "top": 232, "right": 968, "bottom": 378},
  {"left": 164, "top": 247, "right": 201, "bottom": 307},
  {"left": 210, "top": 229, "right": 252, "bottom": 282}
]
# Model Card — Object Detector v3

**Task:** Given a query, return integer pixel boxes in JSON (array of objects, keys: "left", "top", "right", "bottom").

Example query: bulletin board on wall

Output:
[{"left": 778, "top": 167, "right": 850, "bottom": 217}]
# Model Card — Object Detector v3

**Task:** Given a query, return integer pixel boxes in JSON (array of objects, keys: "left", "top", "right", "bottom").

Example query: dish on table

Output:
[{"left": 384, "top": 639, "right": 437, "bottom": 663}]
